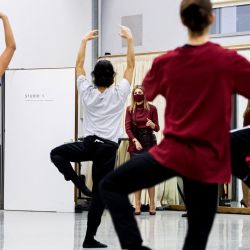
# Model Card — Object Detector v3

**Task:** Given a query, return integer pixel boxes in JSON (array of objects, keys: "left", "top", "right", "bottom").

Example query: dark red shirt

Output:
[
  {"left": 125, "top": 104, "right": 159, "bottom": 152},
  {"left": 143, "top": 42, "right": 250, "bottom": 183}
]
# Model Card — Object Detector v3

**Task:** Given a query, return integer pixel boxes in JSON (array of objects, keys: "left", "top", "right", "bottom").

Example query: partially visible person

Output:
[
  {"left": 100, "top": 0, "right": 250, "bottom": 249},
  {"left": 125, "top": 85, "right": 159, "bottom": 215},
  {"left": 0, "top": 12, "right": 16, "bottom": 76},
  {"left": 231, "top": 128, "right": 250, "bottom": 204},
  {"left": 240, "top": 100, "right": 250, "bottom": 207},
  {"left": 50, "top": 26, "right": 135, "bottom": 248}
]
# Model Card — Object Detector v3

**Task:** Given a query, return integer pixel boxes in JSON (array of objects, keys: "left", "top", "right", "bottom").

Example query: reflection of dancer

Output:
[
  {"left": 240, "top": 100, "right": 250, "bottom": 207},
  {"left": 100, "top": 0, "right": 250, "bottom": 249},
  {"left": 125, "top": 85, "right": 159, "bottom": 215},
  {"left": 50, "top": 26, "right": 134, "bottom": 248},
  {"left": 0, "top": 12, "right": 16, "bottom": 76}
]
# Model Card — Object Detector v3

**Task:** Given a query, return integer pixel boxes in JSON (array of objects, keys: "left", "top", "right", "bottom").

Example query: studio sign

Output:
[{"left": 24, "top": 93, "right": 54, "bottom": 102}]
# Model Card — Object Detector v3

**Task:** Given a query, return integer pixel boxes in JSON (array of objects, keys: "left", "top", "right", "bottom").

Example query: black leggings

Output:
[
  {"left": 100, "top": 153, "right": 218, "bottom": 250},
  {"left": 50, "top": 135, "right": 118, "bottom": 240}
]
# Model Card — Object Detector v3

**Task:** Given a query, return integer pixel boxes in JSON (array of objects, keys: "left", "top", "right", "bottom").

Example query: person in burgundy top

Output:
[
  {"left": 100, "top": 0, "right": 250, "bottom": 249},
  {"left": 125, "top": 85, "right": 159, "bottom": 215}
]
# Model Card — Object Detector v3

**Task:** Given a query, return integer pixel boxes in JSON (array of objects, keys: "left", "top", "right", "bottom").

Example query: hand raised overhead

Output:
[
  {"left": 83, "top": 30, "right": 98, "bottom": 41},
  {"left": 119, "top": 25, "right": 133, "bottom": 40}
]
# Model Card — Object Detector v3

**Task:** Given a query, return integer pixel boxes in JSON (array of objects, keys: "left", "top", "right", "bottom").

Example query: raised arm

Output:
[
  {"left": 76, "top": 30, "right": 98, "bottom": 79},
  {"left": 119, "top": 26, "right": 135, "bottom": 84},
  {"left": 0, "top": 13, "right": 16, "bottom": 77}
]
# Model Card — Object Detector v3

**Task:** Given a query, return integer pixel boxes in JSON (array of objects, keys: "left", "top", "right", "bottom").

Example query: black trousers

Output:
[
  {"left": 231, "top": 127, "right": 250, "bottom": 186},
  {"left": 100, "top": 153, "right": 218, "bottom": 250},
  {"left": 50, "top": 135, "right": 118, "bottom": 240}
]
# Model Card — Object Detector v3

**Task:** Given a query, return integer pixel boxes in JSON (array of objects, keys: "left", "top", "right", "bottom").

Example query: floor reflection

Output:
[{"left": 0, "top": 210, "right": 249, "bottom": 249}]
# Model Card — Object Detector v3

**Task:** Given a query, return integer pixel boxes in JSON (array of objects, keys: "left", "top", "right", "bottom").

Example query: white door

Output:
[{"left": 4, "top": 69, "right": 75, "bottom": 212}]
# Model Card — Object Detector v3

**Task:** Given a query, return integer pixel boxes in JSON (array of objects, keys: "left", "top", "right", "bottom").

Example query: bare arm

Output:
[
  {"left": 119, "top": 26, "right": 135, "bottom": 84},
  {"left": 0, "top": 13, "right": 16, "bottom": 77},
  {"left": 76, "top": 30, "right": 98, "bottom": 79}
]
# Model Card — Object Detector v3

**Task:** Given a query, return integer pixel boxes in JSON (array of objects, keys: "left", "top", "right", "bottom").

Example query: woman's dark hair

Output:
[
  {"left": 91, "top": 60, "right": 116, "bottom": 88},
  {"left": 180, "top": 0, "right": 212, "bottom": 35}
]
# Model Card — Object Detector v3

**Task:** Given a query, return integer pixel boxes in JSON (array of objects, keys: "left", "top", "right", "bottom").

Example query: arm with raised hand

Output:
[
  {"left": 119, "top": 26, "right": 135, "bottom": 84},
  {"left": 76, "top": 30, "right": 98, "bottom": 79},
  {"left": 0, "top": 13, "right": 16, "bottom": 77}
]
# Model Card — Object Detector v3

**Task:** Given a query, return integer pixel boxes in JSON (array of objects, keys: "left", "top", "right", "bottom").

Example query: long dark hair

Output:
[{"left": 180, "top": 0, "right": 212, "bottom": 35}]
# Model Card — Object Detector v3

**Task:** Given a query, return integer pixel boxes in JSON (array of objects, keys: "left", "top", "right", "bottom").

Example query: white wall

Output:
[
  {"left": 0, "top": 0, "right": 92, "bottom": 70},
  {"left": 101, "top": 0, "right": 186, "bottom": 56},
  {"left": 0, "top": 0, "right": 93, "bottom": 211}
]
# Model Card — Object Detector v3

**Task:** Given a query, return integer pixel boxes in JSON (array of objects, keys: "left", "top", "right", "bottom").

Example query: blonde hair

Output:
[{"left": 129, "top": 85, "right": 150, "bottom": 113}]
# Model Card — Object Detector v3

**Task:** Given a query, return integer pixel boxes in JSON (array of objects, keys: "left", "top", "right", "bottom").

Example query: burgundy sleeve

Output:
[
  {"left": 151, "top": 106, "right": 160, "bottom": 132},
  {"left": 229, "top": 51, "right": 250, "bottom": 98},
  {"left": 143, "top": 56, "right": 165, "bottom": 101},
  {"left": 125, "top": 107, "right": 135, "bottom": 139}
]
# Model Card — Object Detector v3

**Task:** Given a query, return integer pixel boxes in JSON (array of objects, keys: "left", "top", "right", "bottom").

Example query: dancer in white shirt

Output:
[{"left": 51, "top": 26, "right": 135, "bottom": 248}]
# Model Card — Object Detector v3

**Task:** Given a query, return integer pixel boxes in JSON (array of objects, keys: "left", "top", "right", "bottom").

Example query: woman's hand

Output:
[
  {"left": 133, "top": 138, "right": 143, "bottom": 151},
  {"left": 146, "top": 118, "right": 156, "bottom": 129},
  {"left": 135, "top": 141, "right": 143, "bottom": 151}
]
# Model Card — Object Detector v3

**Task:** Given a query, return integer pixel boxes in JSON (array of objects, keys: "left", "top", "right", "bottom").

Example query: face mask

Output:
[{"left": 133, "top": 94, "right": 144, "bottom": 102}]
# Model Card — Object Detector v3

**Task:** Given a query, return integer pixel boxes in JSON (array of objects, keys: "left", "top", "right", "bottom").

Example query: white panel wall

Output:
[
  {"left": 0, "top": 0, "right": 92, "bottom": 70},
  {"left": 5, "top": 69, "right": 75, "bottom": 212},
  {"left": 101, "top": 0, "right": 186, "bottom": 56}
]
